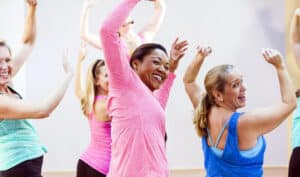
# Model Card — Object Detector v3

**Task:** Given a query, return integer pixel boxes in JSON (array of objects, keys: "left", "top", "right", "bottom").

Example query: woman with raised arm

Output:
[
  {"left": 289, "top": 89, "right": 300, "bottom": 177},
  {"left": 183, "top": 47, "right": 296, "bottom": 177},
  {"left": 288, "top": 8, "right": 300, "bottom": 177},
  {"left": 99, "top": 0, "right": 187, "bottom": 176},
  {"left": 74, "top": 44, "right": 111, "bottom": 177},
  {"left": 80, "top": 0, "right": 166, "bottom": 54},
  {"left": 0, "top": 44, "right": 72, "bottom": 177},
  {"left": 290, "top": 8, "right": 300, "bottom": 68}
]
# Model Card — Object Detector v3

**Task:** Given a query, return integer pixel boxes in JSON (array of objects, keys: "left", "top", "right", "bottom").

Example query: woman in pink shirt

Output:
[
  {"left": 74, "top": 44, "right": 111, "bottom": 177},
  {"left": 100, "top": 0, "right": 188, "bottom": 176}
]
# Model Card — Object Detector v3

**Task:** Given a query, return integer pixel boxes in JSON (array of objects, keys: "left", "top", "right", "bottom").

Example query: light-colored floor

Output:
[{"left": 43, "top": 167, "right": 287, "bottom": 177}]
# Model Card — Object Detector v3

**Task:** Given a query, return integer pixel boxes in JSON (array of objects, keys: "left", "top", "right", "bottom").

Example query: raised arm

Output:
[
  {"left": 0, "top": 51, "right": 73, "bottom": 119},
  {"left": 100, "top": 0, "right": 140, "bottom": 87},
  {"left": 154, "top": 38, "right": 188, "bottom": 109},
  {"left": 11, "top": 0, "right": 37, "bottom": 77},
  {"left": 183, "top": 46, "right": 212, "bottom": 109},
  {"left": 74, "top": 45, "right": 87, "bottom": 99},
  {"left": 80, "top": 0, "right": 102, "bottom": 49},
  {"left": 290, "top": 8, "right": 300, "bottom": 68},
  {"left": 139, "top": 0, "right": 166, "bottom": 42},
  {"left": 240, "top": 49, "right": 297, "bottom": 137}
]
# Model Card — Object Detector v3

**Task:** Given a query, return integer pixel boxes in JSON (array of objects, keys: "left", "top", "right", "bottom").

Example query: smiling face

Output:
[
  {"left": 219, "top": 68, "right": 246, "bottom": 110},
  {"left": 204, "top": 65, "right": 246, "bottom": 112},
  {"left": 131, "top": 46, "right": 169, "bottom": 91},
  {"left": 0, "top": 46, "right": 12, "bottom": 89}
]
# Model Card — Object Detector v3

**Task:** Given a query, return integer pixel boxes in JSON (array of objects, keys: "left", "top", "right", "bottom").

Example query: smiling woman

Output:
[
  {"left": 0, "top": 1, "right": 73, "bottom": 177},
  {"left": 99, "top": 0, "right": 188, "bottom": 176},
  {"left": 183, "top": 47, "right": 297, "bottom": 177}
]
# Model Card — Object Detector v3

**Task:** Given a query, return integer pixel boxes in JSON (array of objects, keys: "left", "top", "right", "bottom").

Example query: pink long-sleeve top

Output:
[
  {"left": 80, "top": 95, "right": 112, "bottom": 175},
  {"left": 100, "top": 0, "right": 175, "bottom": 176}
]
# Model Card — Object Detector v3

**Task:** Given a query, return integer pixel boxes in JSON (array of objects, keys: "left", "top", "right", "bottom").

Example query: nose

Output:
[
  {"left": 0, "top": 61, "right": 8, "bottom": 69},
  {"left": 241, "top": 83, "right": 246, "bottom": 92}
]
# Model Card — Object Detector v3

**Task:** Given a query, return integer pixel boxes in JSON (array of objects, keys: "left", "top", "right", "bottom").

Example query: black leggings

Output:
[
  {"left": 0, "top": 156, "right": 43, "bottom": 177},
  {"left": 76, "top": 159, "right": 106, "bottom": 177},
  {"left": 289, "top": 147, "right": 300, "bottom": 177}
]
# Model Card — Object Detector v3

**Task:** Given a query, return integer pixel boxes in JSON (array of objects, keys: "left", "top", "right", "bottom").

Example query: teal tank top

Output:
[
  {"left": 292, "top": 97, "right": 300, "bottom": 149},
  {"left": 0, "top": 87, "right": 47, "bottom": 171}
]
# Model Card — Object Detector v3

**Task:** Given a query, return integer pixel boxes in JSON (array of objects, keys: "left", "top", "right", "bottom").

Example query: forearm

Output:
[
  {"left": 276, "top": 67, "right": 297, "bottom": 108},
  {"left": 140, "top": 1, "right": 166, "bottom": 41},
  {"left": 291, "top": 14, "right": 300, "bottom": 44},
  {"left": 39, "top": 73, "right": 73, "bottom": 117},
  {"left": 23, "top": 4, "right": 36, "bottom": 44},
  {"left": 80, "top": 5, "right": 102, "bottom": 49},
  {"left": 183, "top": 54, "right": 205, "bottom": 83},
  {"left": 100, "top": 0, "right": 140, "bottom": 35},
  {"left": 74, "top": 61, "right": 84, "bottom": 99}
]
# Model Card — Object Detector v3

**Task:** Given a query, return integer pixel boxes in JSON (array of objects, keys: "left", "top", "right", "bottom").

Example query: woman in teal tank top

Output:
[
  {"left": 183, "top": 46, "right": 296, "bottom": 177},
  {"left": 0, "top": 1, "right": 73, "bottom": 176}
]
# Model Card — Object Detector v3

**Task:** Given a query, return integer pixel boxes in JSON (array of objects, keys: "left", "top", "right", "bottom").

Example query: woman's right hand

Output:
[
  {"left": 26, "top": 0, "right": 37, "bottom": 6},
  {"left": 196, "top": 46, "right": 212, "bottom": 59},
  {"left": 262, "top": 48, "right": 284, "bottom": 70}
]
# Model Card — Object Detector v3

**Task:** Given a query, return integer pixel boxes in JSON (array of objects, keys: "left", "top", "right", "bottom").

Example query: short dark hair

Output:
[
  {"left": 130, "top": 43, "right": 168, "bottom": 67},
  {"left": 0, "top": 40, "right": 12, "bottom": 55}
]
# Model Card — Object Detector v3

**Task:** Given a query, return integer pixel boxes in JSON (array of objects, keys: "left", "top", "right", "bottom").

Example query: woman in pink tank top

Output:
[{"left": 74, "top": 44, "right": 111, "bottom": 177}]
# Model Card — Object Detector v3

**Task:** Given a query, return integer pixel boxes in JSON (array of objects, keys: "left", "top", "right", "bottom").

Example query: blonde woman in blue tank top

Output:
[
  {"left": 183, "top": 46, "right": 296, "bottom": 177},
  {"left": 0, "top": 1, "right": 73, "bottom": 176}
]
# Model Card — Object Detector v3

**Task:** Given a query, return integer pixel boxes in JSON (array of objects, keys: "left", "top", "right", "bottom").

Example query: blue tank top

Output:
[
  {"left": 0, "top": 87, "right": 47, "bottom": 171},
  {"left": 202, "top": 112, "right": 266, "bottom": 177}
]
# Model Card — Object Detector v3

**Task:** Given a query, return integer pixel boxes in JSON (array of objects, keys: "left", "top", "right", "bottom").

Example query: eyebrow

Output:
[{"left": 229, "top": 77, "right": 243, "bottom": 83}]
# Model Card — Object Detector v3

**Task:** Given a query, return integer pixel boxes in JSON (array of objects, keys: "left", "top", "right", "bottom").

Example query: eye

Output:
[
  {"left": 152, "top": 60, "right": 160, "bottom": 65},
  {"left": 232, "top": 82, "right": 240, "bottom": 88},
  {"left": 164, "top": 64, "right": 169, "bottom": 71},
  {"left": 5, "top": 58, "right": 11, "bottom": 63}
]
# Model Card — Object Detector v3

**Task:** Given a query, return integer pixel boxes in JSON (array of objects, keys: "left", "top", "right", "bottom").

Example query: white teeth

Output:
[{"left": 153, "top": 74, "right": 162, "bottom": 81}]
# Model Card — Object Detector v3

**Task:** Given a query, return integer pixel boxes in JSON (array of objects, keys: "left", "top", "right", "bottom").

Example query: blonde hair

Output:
[
  {"left": 81, "top": 59, "right": 105, "bottom": 116},
  {"left": 194, "top": 64, "right": 234, "bottom": 137}
]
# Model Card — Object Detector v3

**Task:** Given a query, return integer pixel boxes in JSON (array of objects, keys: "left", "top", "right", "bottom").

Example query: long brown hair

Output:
[{"left": 194, "top": 64, "right": 234, "bottom": 137}]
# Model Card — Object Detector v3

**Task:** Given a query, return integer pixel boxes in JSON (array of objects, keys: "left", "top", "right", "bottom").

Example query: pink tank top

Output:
[{"left": 80, "top": 95, "right": 112, "bottom": 174}]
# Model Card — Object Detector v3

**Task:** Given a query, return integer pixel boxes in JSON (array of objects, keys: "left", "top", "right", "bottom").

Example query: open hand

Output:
[
  {"left": 262, "top": 48, "right": 284, "bottom": 69},
  {"left": 169, "top": 37, "right": 188, "bottom": 73}
]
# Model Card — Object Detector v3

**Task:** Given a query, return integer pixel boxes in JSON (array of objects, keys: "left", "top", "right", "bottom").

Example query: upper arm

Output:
[
  {"left": 239, "top": 103, "right": 296, "bottom": 137},
  {"left": 11, "top": 44, "right": 33, "bottom": 77},
  {"left": 184, "top": 82, "right": 202, "bottom": 109},
  {"left": 0, "top": 95, "right": 47, "bottom": 119}
]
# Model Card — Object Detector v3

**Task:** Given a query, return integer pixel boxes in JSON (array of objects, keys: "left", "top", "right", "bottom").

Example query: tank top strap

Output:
[
  {"left": 207, "top": 118, "right": 230, "bottom": 148},
  {"left": 223, "top": 112, "right": 243, "bottom": 154},
  {"left": 0, "top": 86, "right": 22, "bottom": 99},
  {"left": 95, "top": 95, "right": 107, "bottom": 101},
  {"left": 227, "top": 112, "right": 243, "bottom": 135}
]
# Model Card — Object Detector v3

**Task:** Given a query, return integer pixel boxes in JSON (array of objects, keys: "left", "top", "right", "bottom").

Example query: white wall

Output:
[{"left": 1, "top": 0, "right": 286, "bottom": 171}]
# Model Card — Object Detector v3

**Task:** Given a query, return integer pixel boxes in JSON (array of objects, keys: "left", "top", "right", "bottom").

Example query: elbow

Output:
[
  {"left": 23, "top": 36, "right": 35, "bottom": 45},
  {"left": 36, "top": 110, "right": 50, "bottom": 119}
]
